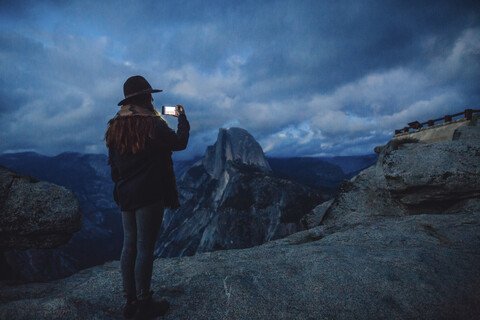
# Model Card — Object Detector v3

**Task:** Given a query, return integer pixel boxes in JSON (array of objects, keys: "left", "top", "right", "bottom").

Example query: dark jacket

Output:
[{"left": 108, "top": 113, "right": 190, "bottom": 211}]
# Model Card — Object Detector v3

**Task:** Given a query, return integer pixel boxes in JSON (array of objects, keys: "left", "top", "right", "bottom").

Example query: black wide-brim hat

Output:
[{"left": 117, "top": 75, "right": 162, "bottom": 106}]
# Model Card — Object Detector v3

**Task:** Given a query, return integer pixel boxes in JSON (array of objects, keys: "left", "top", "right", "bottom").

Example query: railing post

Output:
[
  {"left": 445, "top": 115, "right": 452, "bottom": 123},
  {"left": 465, "top": 109, "right": 473, "bottom": 120},
  {"left": 428, "top": 120, "right": 435, "bottom": 127}
]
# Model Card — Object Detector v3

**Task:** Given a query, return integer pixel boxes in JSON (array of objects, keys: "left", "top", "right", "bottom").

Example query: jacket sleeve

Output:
[{"left": 152, "top": 114, "right": 190, "bottom": 151}]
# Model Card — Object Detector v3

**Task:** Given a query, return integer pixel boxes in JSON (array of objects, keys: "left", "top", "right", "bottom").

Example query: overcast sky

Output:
[{"left": 0, "top": 0, "right": 479, "bottom": 159}]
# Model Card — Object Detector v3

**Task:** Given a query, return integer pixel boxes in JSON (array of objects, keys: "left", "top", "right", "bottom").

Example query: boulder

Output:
[
  {"left": 0, "top": 152, "right": 122, "bottom": 282},
  {"left": 0, "top": 165, "right": 81, "bottom": 250},
  {"left": 382, "top": 140, "right": 479, "bottom": 210}
]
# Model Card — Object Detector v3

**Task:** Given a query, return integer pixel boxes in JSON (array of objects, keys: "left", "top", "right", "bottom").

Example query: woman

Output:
[{"left": 105, "top": 75, "right": 190, "bottom": 319}]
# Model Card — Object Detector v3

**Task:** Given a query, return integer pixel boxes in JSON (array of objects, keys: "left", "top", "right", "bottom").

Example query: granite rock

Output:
[
  {"left": 0, "top": 165, "right": 81, "bottom": 250},
  {"left": 320, "top": 123, "right": 480, "bottom": 227},
  {"left": 0, "top": 211, "right": 478, "bottom": 319},
  {"left": 0, "top": 153, "right": 121, "bottom": 281}
]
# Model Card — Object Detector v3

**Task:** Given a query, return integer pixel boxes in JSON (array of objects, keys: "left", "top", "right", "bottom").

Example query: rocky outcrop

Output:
[
  {"left": 319, "top": 121, "right": 480, "bottom": 227},
  {"left": 0, "top": 210, "right": 478, "bottom": 319},
  {"left": 299, "top": 199, "right": 333, "bottom": 229},
  {"left": 0, "top": 153, "right": 122, "bottom": 282},
  {"left": 0, "top": 165, "right": 81, "bottom": 250},
  {"left": 155, "top": 127, "right": 324, "bottom": 257}
]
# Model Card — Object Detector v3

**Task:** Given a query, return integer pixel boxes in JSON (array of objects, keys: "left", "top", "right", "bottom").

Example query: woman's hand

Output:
[{"left": 174, "top": 105, "right": 185, "bottom": 117}]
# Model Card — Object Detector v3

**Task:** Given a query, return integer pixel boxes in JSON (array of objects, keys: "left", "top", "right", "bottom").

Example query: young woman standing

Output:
[{"left": 105, "top": 75, "right": 190, "bottom": 319}]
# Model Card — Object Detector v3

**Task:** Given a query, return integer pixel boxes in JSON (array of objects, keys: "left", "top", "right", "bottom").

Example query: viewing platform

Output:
[{"left": 393, "top": 108, "right": 479, "bottom": 143}]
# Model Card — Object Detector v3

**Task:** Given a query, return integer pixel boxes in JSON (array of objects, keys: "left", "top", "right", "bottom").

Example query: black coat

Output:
[{"left": 108, "top": 114, "right": 190, "bottom": 211}]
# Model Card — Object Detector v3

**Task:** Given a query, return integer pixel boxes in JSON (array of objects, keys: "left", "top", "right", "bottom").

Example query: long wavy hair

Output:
[{"left": 105, "top": 93, "right": 166, "bottom": 155}]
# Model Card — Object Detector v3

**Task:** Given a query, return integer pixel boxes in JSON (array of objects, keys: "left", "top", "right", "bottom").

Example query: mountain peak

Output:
[{"left": 202, "top": 127, "right": 271, "bottom": 179}]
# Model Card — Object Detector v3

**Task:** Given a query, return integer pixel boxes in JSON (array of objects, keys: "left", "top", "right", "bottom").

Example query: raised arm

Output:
[{"left": 153, "top": 107, "right": 190, "bottom": 151}]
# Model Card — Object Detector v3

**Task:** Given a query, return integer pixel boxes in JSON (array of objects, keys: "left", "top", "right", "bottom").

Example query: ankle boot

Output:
[
  {"left": 136, "top": 290, "right": 170, "bottom": 319},
  {"left": 122, "top": 294, "right": 138, "bottom": 319}
]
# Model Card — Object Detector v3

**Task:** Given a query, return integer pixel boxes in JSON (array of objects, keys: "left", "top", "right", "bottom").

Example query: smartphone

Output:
[{"left": 162, "top": 105, "right": 179, "bottom": 116}]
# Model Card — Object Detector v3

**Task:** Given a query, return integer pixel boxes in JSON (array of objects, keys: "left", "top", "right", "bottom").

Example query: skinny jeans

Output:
[{"left": 120, "top": 200, "right": 164, "bottom": 301}]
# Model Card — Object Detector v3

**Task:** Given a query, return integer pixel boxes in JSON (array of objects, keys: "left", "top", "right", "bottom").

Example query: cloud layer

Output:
[{"left": 0, "top": 0, "right": 479, "bottom": 159}]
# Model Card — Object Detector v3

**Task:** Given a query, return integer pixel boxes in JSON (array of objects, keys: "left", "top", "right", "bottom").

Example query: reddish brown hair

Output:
[{"left": 105, "top": 116, "right": 159, "bottom": 155}]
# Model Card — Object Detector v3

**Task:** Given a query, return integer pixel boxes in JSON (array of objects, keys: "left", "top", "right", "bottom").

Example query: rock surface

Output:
[
  {"left": 0, "top": 211, "right": 478, "bottom": 319},
  {"left": 300, "top": 199, "right": 334, "bottom": 229},
  {"left": 156, "top": 127, "right": 324, "bottom": 257},
  {"left": 320, "top": 122, "right": 480, "bottom": 227},
  {"left": 0, "top": 165, "right": 81, "bottom": 250}
]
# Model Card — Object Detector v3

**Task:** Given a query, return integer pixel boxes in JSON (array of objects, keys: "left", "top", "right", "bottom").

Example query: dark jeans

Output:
[{"left": 121, "top": 200, "right": 164, "bottom": 301}]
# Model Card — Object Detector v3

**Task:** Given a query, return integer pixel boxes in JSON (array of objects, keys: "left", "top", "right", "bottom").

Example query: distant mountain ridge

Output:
[
  {"left": 320, "top": 154, "right": 378, "bottom": 176},
  {"left": 266, "top": 154, "right": 377, "bottom": 193}
]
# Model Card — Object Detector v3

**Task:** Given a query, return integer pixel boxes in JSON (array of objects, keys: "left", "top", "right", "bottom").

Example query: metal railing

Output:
[{"left": 394, "top": 108, "right": 480, "bottom": 135}]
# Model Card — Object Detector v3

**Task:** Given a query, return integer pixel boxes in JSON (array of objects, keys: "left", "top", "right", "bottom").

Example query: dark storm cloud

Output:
[{"left": 0, "top": 0, "right": 479, "bottom": 158}]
